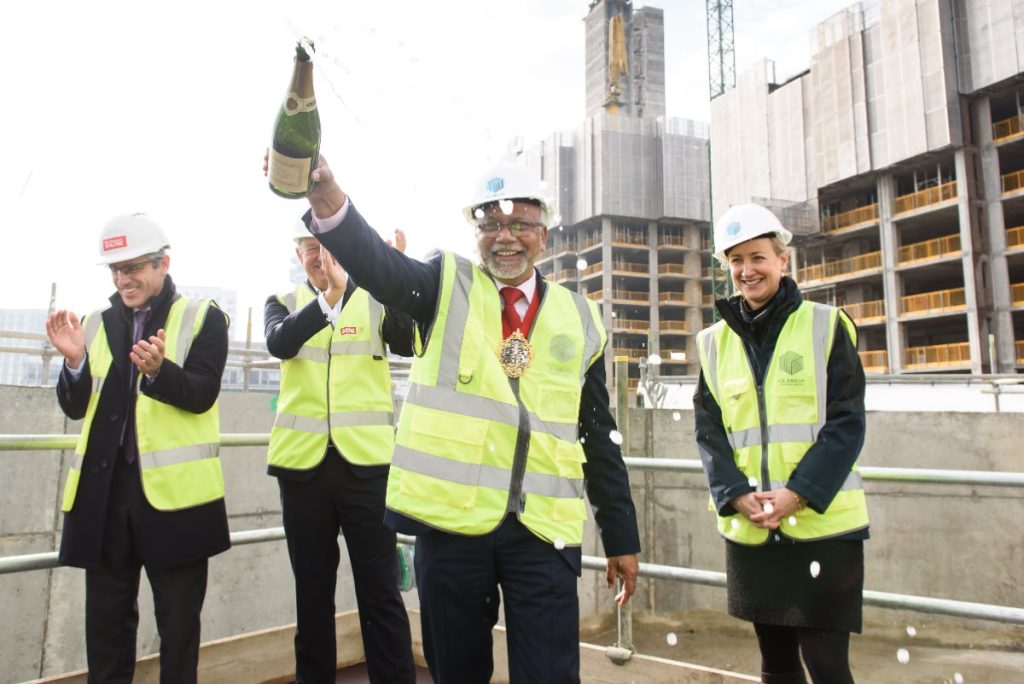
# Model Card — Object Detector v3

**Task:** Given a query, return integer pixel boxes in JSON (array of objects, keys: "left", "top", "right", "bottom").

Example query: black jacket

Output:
[
  {"left": 693, "top": 277, "right": 869, "bottom": 541},
  {"left": 309, "top": 205, "right": 642, "bottom": 563},
  {"left": 263, "top": 280, "right": 416, "bottom": 482},
  {"left": 56, "top": 276, "right": 231, "bottom": 569}
]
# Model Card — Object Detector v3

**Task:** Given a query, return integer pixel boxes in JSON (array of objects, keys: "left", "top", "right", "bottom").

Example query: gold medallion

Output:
[{"left": 499, "top": 330, "right": 533, "bottom": 378}]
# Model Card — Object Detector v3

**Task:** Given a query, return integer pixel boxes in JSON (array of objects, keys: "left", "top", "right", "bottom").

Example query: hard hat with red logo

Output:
[
  {"left": 462, "top": 161, "right": 556, "bottom": 227},
  {"left": 712, "top": 203, "right": 792, "bottom": 263},
  {"left": 97, "top": 213, "right": 170, "bottom": 265}
]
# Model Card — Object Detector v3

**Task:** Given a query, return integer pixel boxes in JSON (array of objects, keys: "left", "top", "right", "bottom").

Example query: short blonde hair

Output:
[{"left": 719, "top": 232, "right": 790, "bottom": 265}]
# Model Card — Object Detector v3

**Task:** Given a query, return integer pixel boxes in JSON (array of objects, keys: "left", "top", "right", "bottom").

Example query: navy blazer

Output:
[
  {"left": 55, "top": 276, "right": 231, "bottom": 570},
  {"left": 308, "top": 205, "right": 641, "bottom": 563}
]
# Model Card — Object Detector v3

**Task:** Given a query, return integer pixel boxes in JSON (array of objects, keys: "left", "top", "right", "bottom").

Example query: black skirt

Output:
[{"left": 725, "top": 538, "right": 864, "bottom": 633}]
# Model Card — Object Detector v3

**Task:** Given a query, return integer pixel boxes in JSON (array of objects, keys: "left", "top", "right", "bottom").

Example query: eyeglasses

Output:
[
  {"left": 475, "top": 221, "right": 544, "bottom": 235},
  {"left": 108, "top": 258, "right": 160, "bottom": 277}
]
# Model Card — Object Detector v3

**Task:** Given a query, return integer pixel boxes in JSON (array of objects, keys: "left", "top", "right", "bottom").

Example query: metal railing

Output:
[
  {"left": 2, "top": 434, "right": 1023, "bottom": 626},
  {"left": 1008, "top": 225, "right": 1024, "bottom": 249},
  {"left": 797, "top": 251, "right": 882, "bottom": 285},
  {"left": 858, "top": 349, "right": 889, "bottom": 373},
  {"left": 1002, "top": 169, "right": 1024, "bottom": 195},
  {"left": 992, "top": 112, "right": 1024, "bottom": 142},
  {"left": 842, "top": 299, "right": 885, "bottom": 324},
  {"left": 904, "top": 341, "right": 972, "bottom": 369}
]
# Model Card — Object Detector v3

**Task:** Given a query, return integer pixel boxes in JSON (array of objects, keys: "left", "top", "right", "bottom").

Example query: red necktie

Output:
[{"left": 500, "top": 287, "right": 524, "bottom": 338}]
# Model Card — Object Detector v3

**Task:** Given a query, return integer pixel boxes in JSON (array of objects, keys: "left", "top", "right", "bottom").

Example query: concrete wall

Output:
[
  {"left": 619, "top": 408, "right": 1023, "bottom": 632},
  {"left": 2, "top": 386, "right": 1021, "bottom": 681}
]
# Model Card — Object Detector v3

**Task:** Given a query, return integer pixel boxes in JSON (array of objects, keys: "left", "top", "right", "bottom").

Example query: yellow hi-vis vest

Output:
[
  {"left": 385, "top": 252, "right": 606, "bottom": 546},
  {"left": 63, "top": 296, "right": 224, "bottom": 512},
  {"left": 267, "top": 285, "right": 395, "bottom": 469},
  {"left": 696, "top": 300, "right": 869, "bottom": 545}
]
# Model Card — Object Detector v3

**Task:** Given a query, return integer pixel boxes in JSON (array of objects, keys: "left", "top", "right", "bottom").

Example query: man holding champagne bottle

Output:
[{"left": 266, "top": 152, "right": 640, "bottom": 684}]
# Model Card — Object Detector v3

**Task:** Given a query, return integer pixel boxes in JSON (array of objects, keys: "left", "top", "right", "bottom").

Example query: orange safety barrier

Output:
[
  {"left": 843, "top": 300, "right": 886, "bottom": 323},
  {"left": 992, "top": 113, "right": 1024, "bottom": 142},
  {"left": 612, "top": 318, "right": 650, "bottom": 332},
  {"left": 1001, "top": 169, "right": 1024, "bottom": 195},
  {"left": 904, "top": 341, "right": 971, "bottom": 369},
  {"left": 1007, "top": 226, "right": 1024, "bottom": 249},
  {"left": 899, "top": 287, "right": 966, "bottom": 316},
  {"left": 820, "top": 203, "right": 879, "bottom": 232},
  {"left": 658, "top": 263, "right": 688, "bottom": 276},
  {"left": 658, "top": 292, "right": 689, "bottom": 305},
  {"left": 797, "top": 251, "right": 882, "bottom": 284},
  {"left": 897, "top": 234, "right": 961, "bottom": 265},
  {"left": 894, "top": 181, "right": 957, "bottom": 214},
  {"left": 1012, "top": 282, "right": 1024, "bottom": 307},
  {"left": 858, "top": 349, "right": 889, "bottom": 373}
]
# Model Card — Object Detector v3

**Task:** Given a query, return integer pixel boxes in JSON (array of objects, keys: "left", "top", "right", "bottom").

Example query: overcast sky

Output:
[{"left": 0, "top": 0, "right": 856, "bottom": 339}]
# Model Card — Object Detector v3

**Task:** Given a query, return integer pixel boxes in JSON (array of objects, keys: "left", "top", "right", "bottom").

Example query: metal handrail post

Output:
[{"left": 606, "top": 357, "right": 634, "bottom": 664}]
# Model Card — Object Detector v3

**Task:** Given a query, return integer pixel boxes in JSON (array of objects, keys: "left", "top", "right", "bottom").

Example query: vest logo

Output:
[
  {"left": 549, "top": 334, "right": 576, "bottom": 364},
  {"left": 103, "top": 235, "right": 127, "bottom": 252},
  {"left": 779, "top": 351, "right": 804, "bottom": 375},
  {"left": 486, "top": 176, "right": 505, "bottom": 194},
  {"left": 338, "top": 326, "right": 358, "bottom": 335}
]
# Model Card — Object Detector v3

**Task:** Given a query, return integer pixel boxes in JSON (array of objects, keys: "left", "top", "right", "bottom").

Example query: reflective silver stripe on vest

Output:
[
  {"left": 572, "top": 294, "right": 603, "bottom": 385},
  {"left": 83, "top": 307, "right": 109, "bottom": 349},
  {"left": 329, "top": 410, "right": 394, "bottom": 427},
  {"left": 367, "top": 296, "right": 386, "bottom": 357},
  {"left": 294, "top": 346, "right": 330, "bottom": 363},
  {"left": 91, "top": 375, "right": 105, "bottom": 395},
  {"left": 771, "top": 469, "right": 863, "bottom": 493},
  {"left": 393, "top": 444, "right": 583, "bottom": 499},
  {"left": 176, "top": 298, "right": 205, "bottom": 362},
  {"left": 330, "top": 340, "right": 373, "bottom": 355},
  {"left": 726, "top": 423, "right": 823, "bottom": 450},
  {"left": 698, "top": 327, "right": 719, "bottom": 401},
  {"left": 810, "top": 302, "right": 832, "bottom": 434},
  {"left": 274, "top": 412, "right": 329, "bottom": 434},
  {"left": 283, "top": 291, "right": 298, "bottom": 313},
  {"left": 71, "top": 452, "right": 84, "bottom": 469},
  {"left": 139, "top": 442, "right": 218, "bottom": 469},
  {"left": 437, "top": 255, "right": 476, "bottom": 388},
  {"left": 406, "top": 383, "right": 577, "bottom": 443}
]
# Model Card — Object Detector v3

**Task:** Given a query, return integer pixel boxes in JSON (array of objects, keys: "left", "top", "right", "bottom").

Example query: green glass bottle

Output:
[{"left": 268, "top": 39, "right": 321, "bottom": 198}]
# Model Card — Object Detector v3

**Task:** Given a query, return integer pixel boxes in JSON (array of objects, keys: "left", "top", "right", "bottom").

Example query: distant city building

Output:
[
  {"left": 0, "top": 308, "right": 59, "bottom": 386},
  {"left": 525, "top": 0, "right": 713, "bottom": 389},
  {"left": 710, "top": 0, "right": 1024, "bottom": 374}
]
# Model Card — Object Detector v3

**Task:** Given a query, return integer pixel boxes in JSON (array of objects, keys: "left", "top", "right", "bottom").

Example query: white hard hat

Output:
[
  {"left": 292, "top": 217, "right": 313, "bottom": 242},
  {"left": 712, "top": 204, "right": 792, "bottom": 263},
  {"left": 462, "top": 161, "right": 555, "bottom": 227},
  {"left": 97, "top": 213, "right": 171, "bottom": 265}
]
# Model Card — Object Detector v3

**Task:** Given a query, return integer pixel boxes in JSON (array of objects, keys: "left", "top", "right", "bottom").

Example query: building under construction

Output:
[
  {"left": 523, "top": 0, "right": 713, "bottom": 386},
  {"left": 711, "top": 0, "right": 1024, "bottom": 374}
]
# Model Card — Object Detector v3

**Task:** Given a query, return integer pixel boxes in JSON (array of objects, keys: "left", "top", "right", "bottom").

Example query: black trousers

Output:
[
  {"left": 415, "top": 515, "right": 580, "bottom": 684},
  {"left": 278, "top": 452, "right": 414, "bottom": 684},
  {"left": 85, "top": 457, "right": 208, "bottom": 684}
]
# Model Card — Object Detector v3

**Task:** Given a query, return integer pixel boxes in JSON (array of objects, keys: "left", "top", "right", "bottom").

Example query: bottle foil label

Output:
[
  {"left": 269, "top": 149, "right": 312, "bottom": 194},
  {"left": 284, "top": 92, "right": 317, "bottom": 116}
]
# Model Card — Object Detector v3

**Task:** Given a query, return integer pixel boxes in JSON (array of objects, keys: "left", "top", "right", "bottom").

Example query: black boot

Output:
[{"left": 761, "top": 671, "right": 808, "bottom": 684}]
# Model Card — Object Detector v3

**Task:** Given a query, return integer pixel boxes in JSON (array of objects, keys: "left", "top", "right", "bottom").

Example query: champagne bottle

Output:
[{"left": 268, "top": 38, "right": 321, "bottom": 198}]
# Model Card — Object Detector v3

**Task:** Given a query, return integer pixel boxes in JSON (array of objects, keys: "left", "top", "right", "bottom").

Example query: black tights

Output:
[{"left": 754, "top": 622, "right": 854, "bottom": 684}]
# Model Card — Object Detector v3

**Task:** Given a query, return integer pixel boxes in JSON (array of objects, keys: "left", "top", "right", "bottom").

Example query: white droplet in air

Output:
[
  {"left": 787, "top": 516, "right": 797, "bottom": 526},
  {"left": 554, "top": 537, "right": 565, "bottom": 550},
  {"left": 762, "top": 502, "right": 774, "bottom": 515},
  {"left": 647, "top": 354, "right": 662, "bottom": 366},
  {"left": 906, "top": 625, "right": 917, "bottom": 637},
  {"left": 666, "top": 632, "right": 678, "bottom": 646},
  {"left": 672, "top": 411, "right": 681, "bottom": 421},
  {"left": 558, "top": 225, "right": 564, "bottom": 231},
  {"left": 953, "top": 673, "right": 964, "bottom": 684},
  {"left": 579, "top": 436, "right": 586, "bottom": 444},
  {"left": 609, "top": 430, "right": 624, "bottom": 445},
  {"left": 896, "top": 648, "right": 910, "bottom": 664},
  {"left": 498, "top": 199, "right": 514, "bottom": 215},
  {"left": 474, "top": 207, "right": 485, "bottom": 219},
  {"left": 748, "top": 477, "right": 758, "bottom": 488},
  {"left": 539, "top": 180, "right": 550, "bottom": 191},
  {"left": 730, "top": 518, "right": 740, "bottom": 531},
  {"left": 611, "top": 311, "right": 617, "bottom": 318},
  {"left": 809, "top": 561, "right": 821, "bottom": 578},
  {"left": 576, "top": 258, "right": 588, "bottom": 270}
]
